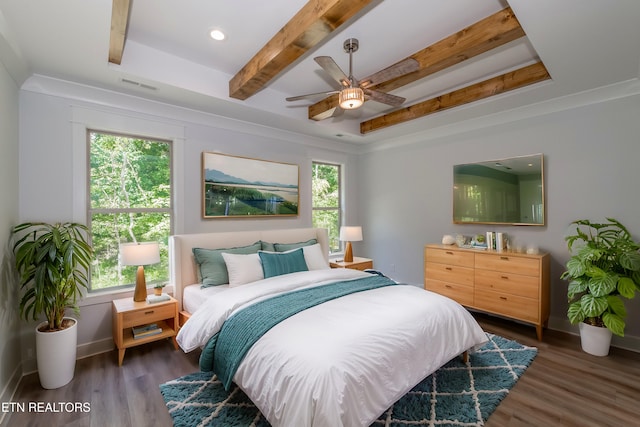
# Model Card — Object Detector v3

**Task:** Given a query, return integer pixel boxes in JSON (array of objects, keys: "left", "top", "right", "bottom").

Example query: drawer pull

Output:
[
  {"left": 445, "top": 251, "right": 454, "bottom": 255},
  {"left": 501, "top": 275, "right": 509, "bottom": 279},
  {"left": 500, "top": 296, "right": 507, "bottom": 300},
  {"left": 500, "top": 256, "right": 509, "bottom": 260},
  {"left": 445, "top": 285, "right": 452, "bottom": 289},
  {"left": 144, "top": 310, "right": 155, "bottom": 315},
  {"left": 445, "top": 267, "right": 452, "bottom": 271}
]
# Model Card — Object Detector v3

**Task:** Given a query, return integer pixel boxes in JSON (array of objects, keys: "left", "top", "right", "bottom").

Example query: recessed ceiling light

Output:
[{"left": 210, "top": 29, "right": 225, "bottom": 41}]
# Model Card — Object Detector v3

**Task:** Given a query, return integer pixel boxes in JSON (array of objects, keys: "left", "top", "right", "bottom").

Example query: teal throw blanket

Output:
[{"left": 200, "top": 275, "right": 397, "bottom": 390}]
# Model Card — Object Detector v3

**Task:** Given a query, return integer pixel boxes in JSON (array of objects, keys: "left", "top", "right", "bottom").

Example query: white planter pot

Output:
[
  {"left": 579, "top": 321, "right": 612, "bottom": 356},
  {"left": 35, "top": 317, "right": 78, "bottom": 389}
]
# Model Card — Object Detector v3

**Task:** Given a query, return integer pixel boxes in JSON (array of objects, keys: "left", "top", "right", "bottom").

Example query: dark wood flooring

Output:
[{"left": 4, "top": 314, "right": 640, "bottom": 427}]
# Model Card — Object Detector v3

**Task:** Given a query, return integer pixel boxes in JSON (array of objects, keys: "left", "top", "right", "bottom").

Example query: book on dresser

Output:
[{"left": 132, "top": 323, "right": 163, "bottom": 339}]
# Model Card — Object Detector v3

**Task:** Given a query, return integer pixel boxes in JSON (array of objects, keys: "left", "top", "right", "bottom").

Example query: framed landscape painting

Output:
[{"left": 202, "top": 152, "right": 299, "bottom": 218}]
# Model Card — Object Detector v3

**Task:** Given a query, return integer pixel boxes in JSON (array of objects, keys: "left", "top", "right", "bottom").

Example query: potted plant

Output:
[
  {"left": 561, "top": 218, "right": 640, "bottom": 356},
  {"left": 12, "top": 222, "right": 93, "bottom": 388},
  {"left": 153, "top": 282, "right": 166, "bottom": 296}
]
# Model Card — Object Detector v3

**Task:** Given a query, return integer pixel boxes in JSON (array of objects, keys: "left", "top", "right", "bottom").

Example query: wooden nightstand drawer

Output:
[
  {"left": 475, "top": 269, "right": 539, "bottom": 299},
  {"left": 475, "top": 253, "right": 539, "bottom": 276},
  {"left": 121, "top": 303, "right": 176, "bottom": 328},
  {"left": 425, "top": 262, "right": 474, "bottom": 286},
  {"left": 425, "top": 248, "right": 474, "bottom": 268}
]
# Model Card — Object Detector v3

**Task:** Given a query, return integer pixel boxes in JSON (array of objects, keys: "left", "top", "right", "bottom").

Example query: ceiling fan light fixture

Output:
[{"left": 339, "top": 87, "right": 364, "bottom": 109}]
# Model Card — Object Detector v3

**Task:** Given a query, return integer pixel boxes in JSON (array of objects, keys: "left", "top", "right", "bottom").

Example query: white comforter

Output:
[{"left": 177, "top": 269, "right": 487, "bottom": 427}]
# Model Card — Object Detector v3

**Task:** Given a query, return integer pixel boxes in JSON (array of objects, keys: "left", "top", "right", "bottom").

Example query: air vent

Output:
[{"left": 120, "top": 78, "right": 157, "bottom": 91}]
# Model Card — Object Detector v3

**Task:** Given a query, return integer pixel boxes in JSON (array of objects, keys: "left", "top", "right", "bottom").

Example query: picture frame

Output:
[{"left": 202, "top": 152, "right": 299, "bottom": 218}]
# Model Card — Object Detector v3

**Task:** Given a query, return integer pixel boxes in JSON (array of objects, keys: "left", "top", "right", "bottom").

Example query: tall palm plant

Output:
[{"left": 12, "top": 222, "right": 93, "bottom": 331}]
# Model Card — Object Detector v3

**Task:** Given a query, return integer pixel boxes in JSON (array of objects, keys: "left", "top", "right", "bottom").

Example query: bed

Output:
[{"left": 170, "top": 228, "right": 487, "bottom": 427}]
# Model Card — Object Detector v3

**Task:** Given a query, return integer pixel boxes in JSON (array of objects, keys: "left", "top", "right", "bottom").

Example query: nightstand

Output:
[
  {"left": 330, "top": 257, "right": 373, "bottom": 271},
  {"left": 112, "top": 295, "right": 179, "bottom": 366}
]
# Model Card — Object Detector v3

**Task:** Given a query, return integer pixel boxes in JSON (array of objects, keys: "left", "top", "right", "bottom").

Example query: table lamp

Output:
[
  {"left": 340, "top": 226, "right": 363, "bottom": 263},
  {"left": 119, "top": 242, "right": 160, "bottom": 302}
]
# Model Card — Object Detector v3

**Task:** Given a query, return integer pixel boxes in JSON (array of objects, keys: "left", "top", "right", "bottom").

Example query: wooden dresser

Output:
[{"left": 424, "top": 244, "right": 550, "bottom": 340}]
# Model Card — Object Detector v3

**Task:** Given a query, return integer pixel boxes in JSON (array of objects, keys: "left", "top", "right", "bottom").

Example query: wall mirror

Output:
[{"left": 453, "top": 153, "right": 544, "bottom": 225}]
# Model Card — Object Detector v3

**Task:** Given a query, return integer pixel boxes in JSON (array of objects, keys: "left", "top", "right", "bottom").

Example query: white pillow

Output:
[
  {"left": 301, "top": 243, "right": 330, "bottom": 270},
  {"left": 221, "top": 252, "right": 264, "bottom": 287}
]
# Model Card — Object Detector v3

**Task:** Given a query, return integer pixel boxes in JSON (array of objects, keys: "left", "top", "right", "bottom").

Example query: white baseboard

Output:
[
  {"left": 77, "top": 337, "right": 115, "bottom": 360},
  {"left": 0, "top": 364, "right": 23, "bottom": 426},
  {"left": 548, "top": 315, "right": 640, "bottom": 353},
  {"left": 18, "top": 337, "right": 116, "bottom": 376}
]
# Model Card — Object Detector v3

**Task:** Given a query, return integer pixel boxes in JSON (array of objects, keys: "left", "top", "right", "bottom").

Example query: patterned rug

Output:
[{"left": 160, "top": 333, "right": 537, "bottom": 426}]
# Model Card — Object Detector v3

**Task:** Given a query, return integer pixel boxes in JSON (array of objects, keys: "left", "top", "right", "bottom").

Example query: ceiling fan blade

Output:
[
  {"left": 359, "top": 58, "right": 420, "bottom": 88},
  {"left": 286, "top": 90, "right": 339, "bottom": 102},
  {"left": 364, "top": 89, "right": 406, "bottom": 106},
  {"left": 315, "top": 56, "right": 350, "bottom": 87}
]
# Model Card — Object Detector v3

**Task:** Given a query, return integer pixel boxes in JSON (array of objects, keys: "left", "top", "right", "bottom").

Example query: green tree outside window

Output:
[
  {"left": 88, "top": 132, "right": 172, "bottom": 290},
  {"left": 312, "top": 162, "right": 341, "bottom": 253}
]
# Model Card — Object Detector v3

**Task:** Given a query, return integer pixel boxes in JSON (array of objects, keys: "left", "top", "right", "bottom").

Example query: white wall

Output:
[
  {"left": 357, "top": 93, "right": 640, "bottom": 351},
  {"left": 0, "top": 58, "right": 21, "bottom": 413},
  {"left": 11, "top": 74, "right": 640, "bottom": 380},
  {"left": 16, "top": 80, "right": 360, "bottom": 370}
]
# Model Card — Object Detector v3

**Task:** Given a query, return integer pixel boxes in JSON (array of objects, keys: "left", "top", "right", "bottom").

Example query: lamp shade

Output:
[
  {"left": 339, "top": 87, "right": 364, "bottom": 109},
  {"left": 340, "top": 226, "right": 363, "bottom": 242},
  {"left": 119, "top": 242, "right": 160, "bottom": 266}
]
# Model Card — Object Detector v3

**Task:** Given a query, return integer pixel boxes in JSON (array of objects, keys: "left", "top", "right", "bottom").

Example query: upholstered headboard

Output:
[{"left": 169, "top": 228, "right": 329, "bottom": 310}]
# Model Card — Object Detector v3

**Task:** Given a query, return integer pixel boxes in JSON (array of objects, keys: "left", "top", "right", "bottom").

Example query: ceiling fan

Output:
[{"left": 286, "top": 38, "right": 419, "bottom": 112}]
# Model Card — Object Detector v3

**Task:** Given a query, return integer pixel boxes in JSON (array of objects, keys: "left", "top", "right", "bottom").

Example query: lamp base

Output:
[
  {"left": 344, "top": 241, "right": 354, "bottom": 263},
  {"left": 133, "top": 265, "right": 147, "bottom": 302}
]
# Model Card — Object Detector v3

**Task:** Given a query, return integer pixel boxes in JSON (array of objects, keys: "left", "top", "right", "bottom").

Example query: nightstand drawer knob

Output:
[{"left": 144, "top": 310, "right": 155, "bottom": 315}]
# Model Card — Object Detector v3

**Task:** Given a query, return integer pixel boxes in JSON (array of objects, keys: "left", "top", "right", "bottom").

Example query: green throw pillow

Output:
[
  {"left": 273, "top": 238, "right": 317, "bottom": 252},
  {"left": 260, "top": 240, "right": 276, "bottom": 252},
  {"left": 258, "top": 248, "right": 309, "bottom": 278},
  {"left": 193, "top": 241, "right": 261, "bottom": 287}
]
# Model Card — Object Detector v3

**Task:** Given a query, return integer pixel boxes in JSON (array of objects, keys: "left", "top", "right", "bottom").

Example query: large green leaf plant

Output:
[
  {"left": 12, "top": 222, "right": 93, "bottom": 332},
  {"left": 561, "top": 218, "right": 640, "bottom": 336}
]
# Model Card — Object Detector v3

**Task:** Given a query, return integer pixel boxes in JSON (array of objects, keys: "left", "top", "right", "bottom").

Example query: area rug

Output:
[{"left": 160, "top": 333, "right": 537, "bottom": 427}]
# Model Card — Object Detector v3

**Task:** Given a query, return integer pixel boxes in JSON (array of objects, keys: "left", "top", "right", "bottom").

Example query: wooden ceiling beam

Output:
[
  {"left": 310, "top": 7, "right": 526, "bottom": 120},
  {"left": 108, "top": 0, "right": 131, "bottom": 65},
  {"left": 360, "top": 61, "right": 550, "bottom": 134},
  {"left": 229, "top": 0, "right": 376, "bottom": 101}
]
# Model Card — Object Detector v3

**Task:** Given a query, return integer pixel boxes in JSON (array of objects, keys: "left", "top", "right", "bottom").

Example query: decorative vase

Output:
[
  {"left": 35, "top": 317, "right": 78, "bottom": 389},
  {"left": 579, "top": 321, "right": 612, "bottom": 356}
]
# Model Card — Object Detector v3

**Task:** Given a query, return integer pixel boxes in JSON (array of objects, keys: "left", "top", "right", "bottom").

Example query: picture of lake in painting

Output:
[{"left": 202, "top": 152, "right": 299, "bottom": 218}]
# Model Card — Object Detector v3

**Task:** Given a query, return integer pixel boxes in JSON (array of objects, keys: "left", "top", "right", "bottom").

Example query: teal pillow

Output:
[
  {"left": 260, "top": 240, "right": 276, "bottom": 252},
  {"left": 258, "top": 248, "right": 309, "bottom": 278},
  {"left": 274, "top": 238, "right": 317, "bottom": 252},
  {"left": 193, "top": 242, "right": 261, "bottom": 287}
]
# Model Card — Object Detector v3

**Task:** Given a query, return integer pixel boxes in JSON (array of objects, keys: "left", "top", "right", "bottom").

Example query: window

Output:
[
  {"left": 88, "top": 131, "right": 172, "bottom": 291},
  {"left": 311, "top": 162, "right": 341, "bottom": 253}
]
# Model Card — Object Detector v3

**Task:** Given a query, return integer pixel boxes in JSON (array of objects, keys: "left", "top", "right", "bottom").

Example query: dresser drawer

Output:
[
  {"left": 425, "top": 279, "right": 474, "bottom": 306},
  {"left": 426, "top": 248, "right": 474, "bottom": 268},
  {"left": 425, "top": 262, "right": 474, "bottom": 286},
  {"left": 475, "top": 253, "right": 539, "bottom": 276},
  {"left": 121, "top": 303, "right": 176, "bottom": 328},
  {"left": 474, "top": 288, "right": 538, "bottom": 323},
  {"left": 475, "top": 269, "right": 539, "bottom": 299}
]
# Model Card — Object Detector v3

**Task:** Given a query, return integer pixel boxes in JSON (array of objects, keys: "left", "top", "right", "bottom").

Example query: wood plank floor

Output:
[{"left": 4, "top": 313, "right": 640, "bottom": 427}]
